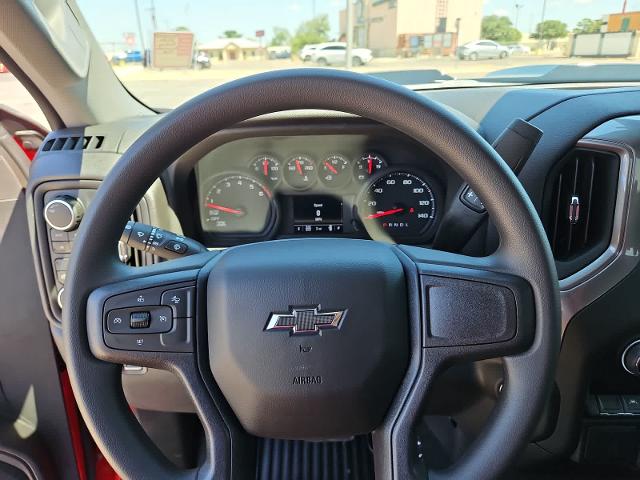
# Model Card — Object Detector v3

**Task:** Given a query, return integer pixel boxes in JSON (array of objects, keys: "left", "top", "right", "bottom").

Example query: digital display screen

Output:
[{"left": 292, "top": 195, "right": 343, "bottom": 234}]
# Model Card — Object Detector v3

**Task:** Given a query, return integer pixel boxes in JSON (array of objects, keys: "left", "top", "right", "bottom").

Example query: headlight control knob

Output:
[
  {"left": 44, "top": 195, "right": 84, "bottom": 231},
  {"left": 622, "top": 340, "right": 640, "bottom": 376}
]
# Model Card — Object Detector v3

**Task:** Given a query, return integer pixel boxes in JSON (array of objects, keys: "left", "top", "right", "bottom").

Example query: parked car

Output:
[
  {"left": 299, "top": 44, "right": 318, "bottom": 62},
  {"left": 311, "top": 42, "right": 373, "bottom": 66},
  {"left": 267, "top": 46, "right": 291, "bottom": 59},
  {"left": 111, "top": 50, "right": 143, "bottom": 65},
  {"left": 195, "top": 52, "right": 211, "bottom": 69},
  {"left": 508, "top": 44, "right": 531, "bottom": 55},
  {"left": 457, "top": 40, "right": 510, "bottom": 60}
]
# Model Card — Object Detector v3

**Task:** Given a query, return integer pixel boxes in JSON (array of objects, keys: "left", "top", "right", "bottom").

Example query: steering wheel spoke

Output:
[
  {"left": 86, "top": 253, "right": 210, "bottom": 368},
  {"left": 372, "top": 245, "right": 539, "bottom": 479},
  {"left": 79, "top": 251, "right": 256, "bottom": 479}
]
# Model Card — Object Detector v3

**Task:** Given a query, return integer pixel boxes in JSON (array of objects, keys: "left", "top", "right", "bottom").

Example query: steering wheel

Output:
[{"left": 63, "top": 69, "right": 560, "bottom": 480}]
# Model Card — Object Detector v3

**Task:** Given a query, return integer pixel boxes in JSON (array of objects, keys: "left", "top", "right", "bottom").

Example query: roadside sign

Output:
[
  {"left": 256, "top": 30, "right": 265, "bottom": 38},
  {"left": 124, "top": 32, "right": 136, "bottom": 46},
  {"left": 152, "top": 31, "right": 194, "bottom": 69}
]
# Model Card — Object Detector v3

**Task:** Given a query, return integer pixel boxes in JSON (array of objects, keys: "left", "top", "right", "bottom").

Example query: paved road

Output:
[{"left": 118, "top": 55, "right": 634, "bottom": 108}]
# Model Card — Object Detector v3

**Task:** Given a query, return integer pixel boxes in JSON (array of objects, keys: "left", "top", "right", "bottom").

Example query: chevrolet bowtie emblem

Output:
[{"left": 265, "top": 306, "right": 346, "bottom": 335}]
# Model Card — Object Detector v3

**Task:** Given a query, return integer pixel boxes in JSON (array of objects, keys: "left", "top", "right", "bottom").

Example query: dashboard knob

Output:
[
  {"left": 44, "top": 196, "right": 84, "bottom": 231},
  {"left": 622, "top": 340, "right": 640, "bottom": 375}
]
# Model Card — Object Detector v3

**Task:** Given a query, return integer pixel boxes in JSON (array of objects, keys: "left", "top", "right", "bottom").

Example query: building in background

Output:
[
  {"left": 339, "top": 0, "right": 483, "bottom": 57},
  {"left": 604, "top": 11, "right": 640, "bottom": 32},
  {"left": 198, "top": 38, "right": 262, "bottom": 61},
  {"left": 570, "top": 10, "right": 640, "bottom": 58}
]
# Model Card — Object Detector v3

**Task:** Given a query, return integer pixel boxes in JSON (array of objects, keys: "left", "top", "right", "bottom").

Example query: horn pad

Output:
[{"left": 207, "top": 239, "right": 409, "bottom": 440}]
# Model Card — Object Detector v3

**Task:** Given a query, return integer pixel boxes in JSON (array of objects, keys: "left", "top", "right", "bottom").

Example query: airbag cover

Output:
[{"left": 207, "top": 239, "right": 408, "bottom": 439}]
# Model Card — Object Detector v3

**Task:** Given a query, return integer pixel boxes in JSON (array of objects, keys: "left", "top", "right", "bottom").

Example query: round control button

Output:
[{"left": 44, "top": 196, "right": 84, "bottom": 231}]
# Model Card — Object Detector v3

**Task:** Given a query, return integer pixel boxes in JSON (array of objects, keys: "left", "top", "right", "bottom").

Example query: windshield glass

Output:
[{"left": 77, "top": 0, "right": 639, "bottom": 108}]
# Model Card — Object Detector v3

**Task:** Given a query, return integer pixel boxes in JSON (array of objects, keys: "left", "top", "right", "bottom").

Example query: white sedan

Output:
[{"left": 311, "top": 42, "right": 373, "bottom": 66}]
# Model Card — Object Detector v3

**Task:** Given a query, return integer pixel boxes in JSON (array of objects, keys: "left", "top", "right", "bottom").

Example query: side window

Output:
[{"left": 0, "top": 64, "right": 50, "bottom": 130}]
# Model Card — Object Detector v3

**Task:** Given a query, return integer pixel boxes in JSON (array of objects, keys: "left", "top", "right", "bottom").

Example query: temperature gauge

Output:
[{"left": 284, "top": 155, "right": 317, "bottom": 190}]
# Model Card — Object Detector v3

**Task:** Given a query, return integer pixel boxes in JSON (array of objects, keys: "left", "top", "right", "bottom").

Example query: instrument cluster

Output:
[{"left": 195, "top": 138, "right": 444, "bottom": 246}]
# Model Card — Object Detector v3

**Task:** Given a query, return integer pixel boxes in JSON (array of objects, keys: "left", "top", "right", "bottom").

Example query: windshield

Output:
[{"left": 77, "top": 0, "right": 639, "bottom": 108}]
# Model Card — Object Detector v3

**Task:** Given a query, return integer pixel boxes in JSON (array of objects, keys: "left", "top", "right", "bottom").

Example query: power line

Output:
[{"left": 134, "top": 0, "right": 146, "bottom": 51}]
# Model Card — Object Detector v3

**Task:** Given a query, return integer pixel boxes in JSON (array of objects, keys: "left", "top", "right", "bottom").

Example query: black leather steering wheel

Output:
[{"left": 63, "top": 69, "right": 560, "bottom": 480}]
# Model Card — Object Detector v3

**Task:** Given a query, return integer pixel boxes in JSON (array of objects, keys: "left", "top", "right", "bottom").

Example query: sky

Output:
[{"left": 76, "top": 0, "right": 640, "bottom": 50}]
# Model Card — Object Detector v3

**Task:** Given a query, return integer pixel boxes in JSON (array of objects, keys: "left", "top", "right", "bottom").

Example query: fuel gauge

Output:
[{"left": 320, "top": 154, "right": 350, "bottom": 188}]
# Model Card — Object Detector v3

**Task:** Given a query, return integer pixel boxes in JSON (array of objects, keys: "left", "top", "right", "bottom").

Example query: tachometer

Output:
[
  {"left": 201, "top": 174, "right": 275, "bottom": 235},
  {"left": 357, "top": 170, "right": 437, "bottom": 241}
]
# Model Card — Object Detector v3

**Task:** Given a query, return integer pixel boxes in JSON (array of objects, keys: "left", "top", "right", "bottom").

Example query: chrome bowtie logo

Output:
[{"left": 265, "top": 306, "right": 346, "bottom": 335}]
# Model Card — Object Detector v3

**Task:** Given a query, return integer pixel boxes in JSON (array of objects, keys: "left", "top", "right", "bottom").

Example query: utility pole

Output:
[
  {"left": 149, "top": 0, "right": 158, "bottom": 31},
  {"left": 312, "top": 0, "right": 316, "bottom": 18},
  {"left": 538, "top": 0, "right": 547, "bottom": 51},
  {"left": 622, "top": 0, "right": 627, "bottom": 13},
  {"left": 346, "top": 0, "right": 354, "bottom": 68},
  {"left": 134, "top": 0, "right": 146, "bottom": 52},
  {"left": 514, "top": 3, "right": 523, "bottom": 30}
]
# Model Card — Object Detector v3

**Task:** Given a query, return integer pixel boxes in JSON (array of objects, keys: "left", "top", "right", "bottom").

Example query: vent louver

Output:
[
  {"left": 41, "top": 135, "right": 105, "bottom": 152},
  {"left": 544, "top": 147, "right": 620, "bottom": 278}
]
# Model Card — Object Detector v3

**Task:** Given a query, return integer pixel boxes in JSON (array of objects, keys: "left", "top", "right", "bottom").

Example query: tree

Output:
[
  {"left": 270, "top": 27, "right": 291, "bottom": 47},
  {"left": 531, "top": 20, "right": 568, "bottom": 48},
  {"left": 291, "top": 15, "right": 331, "bottom": 53},
  {"left": 573, "top": 18, "right": 603, "bottom": 34},
  {"left": 481, "top": 15, "right": 522, "bottom": 43},
  {"left": 222, "top": 30, "right": 242, "bottom": 38},
  {"left": 175, "top": 26, "right": 190, "bottom": 32}
]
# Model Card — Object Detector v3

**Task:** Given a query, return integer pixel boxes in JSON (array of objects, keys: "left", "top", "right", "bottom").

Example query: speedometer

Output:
[
  {"left": 357, "top": 170, "right": 438, "bottom": 241},
  {"left": 201, "top": 174, "right": 275, "bottom": 235}
]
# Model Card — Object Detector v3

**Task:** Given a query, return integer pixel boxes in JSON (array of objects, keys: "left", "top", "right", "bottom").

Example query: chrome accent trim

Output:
[
  {"left": 621, "top": 339, "right": 640, "bottom": 376},
  {"left": 560, "top": 139, "right": 637, "bottom": 334},
  {"left": 265, "top": 306, "right": 346, "bottom": 335},
  {"left": 568, "top": 195, "right": 580, "bottom": 224},
  {"left": 123, "top": 365, "right": 148, "bottom": 375},
  {"left": 57, "top": 287, "right": 64, "bottom": 310},
  {"left": 44, "top": 198, "right": 76, "bottom": 231}
]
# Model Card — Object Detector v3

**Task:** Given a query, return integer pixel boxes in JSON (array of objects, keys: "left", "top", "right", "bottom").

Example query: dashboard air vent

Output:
[
  {"left": 42, "top": 135, "right": 105, "bottom": 152},
  {"left": 544, "top": 147, "right": 620, "bottom": 278}
]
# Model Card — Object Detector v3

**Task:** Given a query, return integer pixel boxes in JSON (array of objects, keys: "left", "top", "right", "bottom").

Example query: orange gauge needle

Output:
[
  {"left": 324, "top": 161, "right": 338, "bottom": 174},
  {"left": 366, "top": 208, "right": 404, "bottom": 219},
  {"left": 206, "top": 203, "right": 244, "bottom": 215}
]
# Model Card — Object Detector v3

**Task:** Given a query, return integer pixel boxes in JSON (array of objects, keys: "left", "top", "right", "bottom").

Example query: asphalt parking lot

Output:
[
  {"left": 1, "top": 54, "right": 636, "bottom": 125},
  {"left": 117, "top": 55, "right": 633, "bottom": 108}
]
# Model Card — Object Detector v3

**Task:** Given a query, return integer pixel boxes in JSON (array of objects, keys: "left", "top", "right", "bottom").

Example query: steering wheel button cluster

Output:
[
  {"left": 106, "top": 306, "right": 173, "bottom": 334},
  {"left": 101, "top": 282, "right": 196, "bottom": 352}
]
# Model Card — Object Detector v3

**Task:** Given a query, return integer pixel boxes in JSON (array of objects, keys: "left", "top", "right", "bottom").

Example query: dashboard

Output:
[
  {"left": 25, "top": 83, "right": 640, "bottom": 470},
  {"left": 190, "top": 133, "right": 448, "bottom": 247}
]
